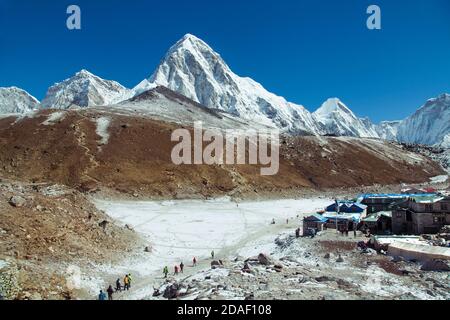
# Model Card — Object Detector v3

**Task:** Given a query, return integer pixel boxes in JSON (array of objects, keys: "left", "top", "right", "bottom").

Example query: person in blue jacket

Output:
[{"left": 98, "top": 290, "right": 106, "bottom": 300}]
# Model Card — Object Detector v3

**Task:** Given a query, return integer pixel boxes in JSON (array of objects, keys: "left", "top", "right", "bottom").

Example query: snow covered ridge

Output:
[
  {"left": 396, "top": 93, "right": 450, "bottom": 147},
  {"left": 0, "top": 34, "right": 449, "bottom": 146},
  {"left": 40, "top": 69, "right": 130, "bottom": 110},
  {"left": 0, "top": 87, "right": 40, "bottom": 114}
]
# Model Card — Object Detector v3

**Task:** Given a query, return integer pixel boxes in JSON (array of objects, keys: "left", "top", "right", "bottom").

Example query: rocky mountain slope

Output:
[
  {"left": 0, "top": 87, "right": 39, "bottom": 114},
  {"left": 0, "top": 181, "right": 141, "bottom": 300}
]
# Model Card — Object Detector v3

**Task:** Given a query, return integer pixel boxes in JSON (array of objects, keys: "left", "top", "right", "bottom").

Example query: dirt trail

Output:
[{"left": 73, "top": 117, "right": 100, "bottom": 183}]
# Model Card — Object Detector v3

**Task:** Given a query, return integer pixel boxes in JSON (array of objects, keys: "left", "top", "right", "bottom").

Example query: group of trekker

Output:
[
  {"left": 98, "top": 250, "right": 217, "bottom": 299},
  {"left": 163, "top": 250, "right": 215, "bottom": 278},
  {"left": 98, "top": 273, "right": 132, "bottom": 300}
]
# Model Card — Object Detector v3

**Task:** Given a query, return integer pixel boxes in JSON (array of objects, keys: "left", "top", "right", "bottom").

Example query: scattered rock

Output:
[
  {"left": 244, "top": 292, "right": 255, "bottom": 300},
  {"left": 274, "top": 264, "right": 283, "bottom": 271},
  {"left": 211, "top": 260, "right": 221, "bottom": 269},
  {"left": 9, "top": 196, "right": 26, "bottom": 208},
  {"left": 98, "top": 220, "right": 108, "bottom": 231},
  {"left": 315, "top": 276, "right": 334, "bottom": 282},
  {"left": 258, "top": 253, "right": 272, "bottom": 266},
  {"left": 324, "top": 253, "right": 331, "bottom": 259},
  {"left": 163, "top": 283, "right": 180, "bottom": 299},
  {"left": 336, "top": 254, "right": 344, "bottom": 263},
  {"left": 362, "top": 248, "right": 377, "bottom": 255},
  {"left": 392, "top": 256, "right": 405, "bottom": 263},
  {"left": 421, "top": 260, "right": 450, "bottom": 272},
  {"left": 241, "top": 262, "right": 251, "bottom": 273},
  {"left": 144, "top": 246, "right": 152, "bottom": 253}
]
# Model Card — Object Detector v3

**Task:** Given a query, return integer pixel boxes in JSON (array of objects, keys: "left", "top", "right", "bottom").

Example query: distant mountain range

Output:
[{"left": 0, "top": 34, "right": 448, "bottom": 148}]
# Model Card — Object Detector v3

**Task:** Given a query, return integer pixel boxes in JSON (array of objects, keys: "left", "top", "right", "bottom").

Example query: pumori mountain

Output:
[
  {"left": 41, "top": 69, "right": 130, "bottom": 109},
  {"left": 148, "top": 34, "right": 324, "bottom": 135},
  {"left": 396, "top": 94, "right": 450, "bottom": 148},
  {"left": 0, "top": 87, "right": 40, "bottom": 114}
]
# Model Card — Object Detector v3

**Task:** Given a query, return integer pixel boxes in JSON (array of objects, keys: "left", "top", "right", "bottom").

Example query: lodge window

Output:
[
  {"left": 433, "top": 215, "right": 445, "bottom": 224},
  {"left": 442, "top": 203, "right": 448, "bottom": 211},
  {"left": 425, "top": 204, "right": 433, "bottom": 212},
  {"left": 396, "top": 212, "right": 403, "bottom": 219}
]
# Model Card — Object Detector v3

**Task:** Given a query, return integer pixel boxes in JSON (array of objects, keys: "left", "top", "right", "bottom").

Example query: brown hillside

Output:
[{"left": 0, "top": 109, "right": 444, "bottom": 199}]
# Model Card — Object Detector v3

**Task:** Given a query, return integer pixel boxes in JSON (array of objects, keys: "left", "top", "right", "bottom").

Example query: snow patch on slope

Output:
[
  {"left": 95, "top": 116, "right": 111, "bottom": 146},
  {"left": 41, "top": 111, "right": 66, "bottom": 125}
]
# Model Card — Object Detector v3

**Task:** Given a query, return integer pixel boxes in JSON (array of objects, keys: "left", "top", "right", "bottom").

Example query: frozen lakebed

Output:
[{"left": 94, "top": 197, "right": 331, "bottom": 278}]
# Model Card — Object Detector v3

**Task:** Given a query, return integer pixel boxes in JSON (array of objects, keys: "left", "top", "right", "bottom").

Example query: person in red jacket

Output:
[{"left": 193, "top": 257, "right": 197, "bottom": 266}]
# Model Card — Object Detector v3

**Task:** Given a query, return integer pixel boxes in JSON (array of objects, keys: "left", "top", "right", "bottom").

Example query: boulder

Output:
[
  {"left": 241, "top": 262, "right": 251, "bottom": 273},
  {"left": 258, "top": 253, "right": 272, "bottom": 266},
  {"left": 211, "top": 260, "right": 221, "bottom": 269},
  {"left": 315, "top": 276, "right": 334, "bottom": 282},
  {"left": 163, "top": 283, "right": 180, "bottom": 299},
  {"left": 8, "top": 196, "right": 26, "bottom": 208},
  {"left": 336, "top": 254, "right": 344, "bottom": 263},
  {"left": 244, "top": 293, "right": 255, "bottom": 300},
  {"left": 421, "top": 260, "right": 450, "bottom": 272},
  {"left": 362, "top": 248, "right": 377, "bottom": 255}
]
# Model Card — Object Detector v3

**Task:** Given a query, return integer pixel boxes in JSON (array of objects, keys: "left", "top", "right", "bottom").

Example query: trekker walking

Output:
[
  {"left": 107, "top": 285, "right": 114, "bottom": 300},
  {"left": 127, "top": 274, "right": 132, "bottom": 289},
  {"left": 180, "top": 262, "right": 184, "bottom": 273},
  {"left": 123, "top": 274, "right": 129, "bottom": 291},
  {"left": 115, "top": 278, "right": 121, "bottom": 292},
  {"left": 98, "top": 290, "right": 106, "bottom": 300},
  {"left": 163, "top": 266, "right": 169, "bottom": 278},
  {"left": 193, "top": 257, "right": 197, "bottom": 267},
  {"left": 211, "top": 250, "right": 215, "bottom": 259},
  {"left": 174, "top": 265, "right": 179, "bottom": 275}
]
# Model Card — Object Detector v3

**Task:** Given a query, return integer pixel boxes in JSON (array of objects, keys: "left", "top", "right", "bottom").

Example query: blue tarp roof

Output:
[
  {"left": 323, "top": 212, "right": 361, "bottom": 223},
  {"left": 325, "top": 202, "right": 366, "bottom": 213},
  {"left": 357, "top": 193, "right": 437, "bottom": 200}
]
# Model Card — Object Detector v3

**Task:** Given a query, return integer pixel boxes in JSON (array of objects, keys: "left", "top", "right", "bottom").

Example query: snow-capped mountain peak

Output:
[
  {"left": 146, "top": 34, "right": 323, "bottom": 134},
  {"left": 313, "top": 98, "right": 379, "bottom": 138},
  {"left": 396, "top": 93, "right": 450, "bottom": 147},
  {"left": 41, "top": 69, "right": 130, "bottom": 109},
  {"left": 0, "top": 86, "right": 40, "bottom": 114},
  {"left": 376, "top": 120, "right": 401, "bottom": 141},
  {"left": 314, "top": 98, "right": 355, "bottom": 118}
]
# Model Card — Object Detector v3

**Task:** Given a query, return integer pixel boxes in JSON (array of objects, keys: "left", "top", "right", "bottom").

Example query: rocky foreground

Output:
[
  {"left": 0, "top": 180, "right": 141, "bottom": 300},
  {"left": 153, "top": 231, "right": 450, "bottom": 301}
]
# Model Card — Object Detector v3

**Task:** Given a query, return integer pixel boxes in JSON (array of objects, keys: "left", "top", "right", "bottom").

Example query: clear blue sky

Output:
[{"left": 1, "top": 0, "right": 449, "bottom": 122}]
